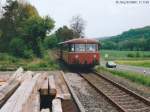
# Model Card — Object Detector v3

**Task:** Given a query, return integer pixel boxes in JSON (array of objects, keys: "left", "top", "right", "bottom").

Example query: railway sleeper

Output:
[
  {"left": 121, "top": 103, "right": 149, "bottom": 109},
  {"left": 103, "top": 90, "right": 125, "bottom": 95},
  {"left": 113, "top": 96, "right": 136, "bottom": 102},
  {"left": 126, "top": 106, "right": 150, "bottom": 112},
  {"left": 109, "top": 94, "right": 129, "bottom": 99},
  {"left": 117, "top": 100, "right": 141, "bottom": 105}
]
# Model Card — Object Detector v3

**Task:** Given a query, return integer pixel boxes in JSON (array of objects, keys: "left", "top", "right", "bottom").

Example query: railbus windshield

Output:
[{"left": 70, "top": 44, "right": 98, "bottom": 52}]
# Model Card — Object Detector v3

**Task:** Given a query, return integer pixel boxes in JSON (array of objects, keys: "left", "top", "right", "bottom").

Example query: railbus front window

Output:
[
  {"left": 86, "top": 44, "right": 97, "bottom": 52},
  {"left": 74, "top": 44, "right": 98, "bottom": 52},
  {"left": 71, "top": 44, "right": 75, "bottom": 52},
  {"left": 75, "top": 44, "right": 85, "bottom": 52}
]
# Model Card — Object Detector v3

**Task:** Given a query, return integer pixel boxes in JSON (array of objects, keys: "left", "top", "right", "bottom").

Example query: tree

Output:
[
  {"left": 55, "top": 25, "right": 74, "bottom": 42},
  {"left": 0, "top": 0, "right": 55, "bottom": 58},
  {"left": 44, "top": 34, "right": 58, "bottom": 49},
  {"left": 21, "top": 16, "right": 55, "bottom": 57},
  {"left": 0, "top": 0, "right": 20, "bottom": 51},
  {"left": 70, "top": 15, "right": 85, "bottom": 37}
]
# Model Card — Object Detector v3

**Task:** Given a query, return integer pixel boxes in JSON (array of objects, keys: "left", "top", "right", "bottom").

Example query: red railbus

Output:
[{"left": 58, "top": 38, "right": 100, "bottom": 68}]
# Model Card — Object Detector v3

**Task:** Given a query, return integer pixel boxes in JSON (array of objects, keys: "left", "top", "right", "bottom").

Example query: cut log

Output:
[
  {"left": 48, "top": 75, "right": 56, "bottom": 96},
  {"left": 0, "top": 68, "right": 24, "bottom": 108},
  {"left": 53, "top": 72, "right": 71, "bottom": 99},
  {"left": 52, "top": 98, "right": 62, "bottom": 112}
]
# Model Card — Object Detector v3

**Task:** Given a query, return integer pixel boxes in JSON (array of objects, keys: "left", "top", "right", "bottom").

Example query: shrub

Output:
[
  {"left": 135, "top": 52, "right": 141, "bottom": 57},
  {"left": 127, "top": 53, "right": 134, "bottom": 57},
  {"left": 10, "top": 38, "right": 34, "bottom": 58}
]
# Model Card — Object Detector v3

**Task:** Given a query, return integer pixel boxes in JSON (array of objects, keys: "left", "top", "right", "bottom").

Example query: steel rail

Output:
[
  {"left": 93, "top": 71, "right": 150, "bottom": 106},
  {"left": 78, "top": 71, "right": 150, "bottom": 112}
]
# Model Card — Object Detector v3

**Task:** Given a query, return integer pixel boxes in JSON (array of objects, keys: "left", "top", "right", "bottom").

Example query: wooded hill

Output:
[{"left": 100, "top": 26, "right": 150, "bottom": 51}]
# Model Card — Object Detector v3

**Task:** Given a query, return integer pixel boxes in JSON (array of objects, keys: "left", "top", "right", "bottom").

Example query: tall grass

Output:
[
  {"left": 101, "top": 50, "right": 150, "bottom": 60},
  {"left": 116, "top": 60, "right": 150, "bottom": 68},
  {"left": 96, "top": 66, "right": 150, "bottom": 87},
  {"left": 0, "top": 51, "right": 60, "bottom": 71}
]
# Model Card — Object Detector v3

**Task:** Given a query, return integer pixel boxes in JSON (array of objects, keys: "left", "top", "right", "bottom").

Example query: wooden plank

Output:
[
  {"left": 0, "top": 82, "right": 7, "bottom": 86},
  {"left": 62, "top": 72, "right": 85, "bottom": 112},
  {"left": 41, "top": 109, "right": 50, "bottom": 112},
  {"left": 0, "top": 81, "right": 20, "bottom": 108},
  {"left": 21, "top": 71, "right": 34, "bottom": 82},
  {"left": 0, "top": 67, "right": 23, "bottom": 89},
  {"left": 0, "top": 73, "right": 43, "bottom": 112},
  {"left": 0, "top": 75, "right": 10, "bottom": 82},
  {"left": 0, "top": 68, "right": 24, "bottom": 108},
  {"left": 34, "top": 72, "right": 48, "bottom": 91},
  {"left": 53, "top": 72, "right": 71, "bottom": 100},
  {"left": 52, "top": 98, "right": 62, "bottom": 112},
  {"left": 40, "top": 78, "right": 49, "bottom": 95},
  {"left": 48, "top": 75, "right": 56, "bottom": 96},
  {"left": 0, "top": 80, "right": 31, "bottom": 112},
  {"left": 8, "top": 67, "right": 24, "bottom": 82},
  {"left": 31, "top": 92, "right": 40, "bottom": 112}
]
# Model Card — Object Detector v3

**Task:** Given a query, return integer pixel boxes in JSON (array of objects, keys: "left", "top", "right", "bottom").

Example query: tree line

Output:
[
  {"left": 101, "top": 26, "right": 150, "bottom": 51},
  {"left": 0, "top": 0, "right": 86, "bottom": 58}
]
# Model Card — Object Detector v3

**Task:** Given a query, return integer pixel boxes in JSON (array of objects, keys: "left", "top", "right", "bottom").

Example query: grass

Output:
[
  {"left": 101, "top": 50, "right": 150, "bottom": 60},
  {"left": 0, "top": 50, "right": 60, "bottom": 71},
  {"left": 116, "top": 60, "right": 150, "bottom": 68},
  {"left": 101, "top": 50, "right": 150, "bottom": 68},
  {"left": 96, "top": 66, "right": 150, "bottom": 87}
]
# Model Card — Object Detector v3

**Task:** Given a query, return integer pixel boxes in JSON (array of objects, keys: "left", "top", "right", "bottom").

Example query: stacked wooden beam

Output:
[
  {"left": 52, "top": 99, "right": 62, "bottom": 112},
  {"left": 0, "top": 69, "right": 73, "bottom": 112},
  {"left": 0, "top": 74, "right": 10, "bottom": 86},
  {"left": 48, "top": 75, "right": 56, "bottom": 96},
  {"left": 53, "top": 71, "right": 71, "bottom": 100},
  {"left": 0, "top": 67, "right": 24, "bottom": 107},
  {"left": 0, "top": 71, "right": 48, "bottom": 112},
  {"left": 41, "top": 109, "right": 50, "bottom": 112},
  {"left": 32, "top": 92, "right": 40, "bottom": 112}
]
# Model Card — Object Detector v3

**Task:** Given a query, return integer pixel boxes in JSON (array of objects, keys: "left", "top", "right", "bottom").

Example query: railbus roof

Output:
[{"left": 58, "top": 38, "right": 99, "bottom": 45}]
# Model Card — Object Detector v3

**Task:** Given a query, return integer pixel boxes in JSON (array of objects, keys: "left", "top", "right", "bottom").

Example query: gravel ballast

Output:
[{"left": 65, "top": 73, "right": 119, "bottom": 112}]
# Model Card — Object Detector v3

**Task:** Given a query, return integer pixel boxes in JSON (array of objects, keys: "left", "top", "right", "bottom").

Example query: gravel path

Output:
[{"left": 65, "top": 73, "right": 119, "bottom": 112}]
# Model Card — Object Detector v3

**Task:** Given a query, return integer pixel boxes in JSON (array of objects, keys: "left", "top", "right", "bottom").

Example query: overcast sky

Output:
[{"left": 2, "top": 0, "right": 150, "bottom": 38}]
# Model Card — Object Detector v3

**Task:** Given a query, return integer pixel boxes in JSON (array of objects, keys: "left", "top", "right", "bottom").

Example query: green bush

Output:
[
  {"left": 135, "top": 52, "right": 141, "bottom": 57},
  {"left": 10, "top": 38, "right": 33, "bottom": 58},
  {"left": 127, "top": 53, "right": 135, "bottom": 57}
]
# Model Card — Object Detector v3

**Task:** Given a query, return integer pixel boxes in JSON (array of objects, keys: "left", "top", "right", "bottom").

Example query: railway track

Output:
[{"left": 78, "top": 71, "right": 150, "bottom": 112}]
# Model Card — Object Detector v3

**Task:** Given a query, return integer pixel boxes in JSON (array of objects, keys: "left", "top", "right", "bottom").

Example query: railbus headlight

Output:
[
  {"left": 75, "top": 55, "right": 79, "bottom": 58},
  {"left": 93, "top": 54, "right": 96, "bottom": 58}
]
